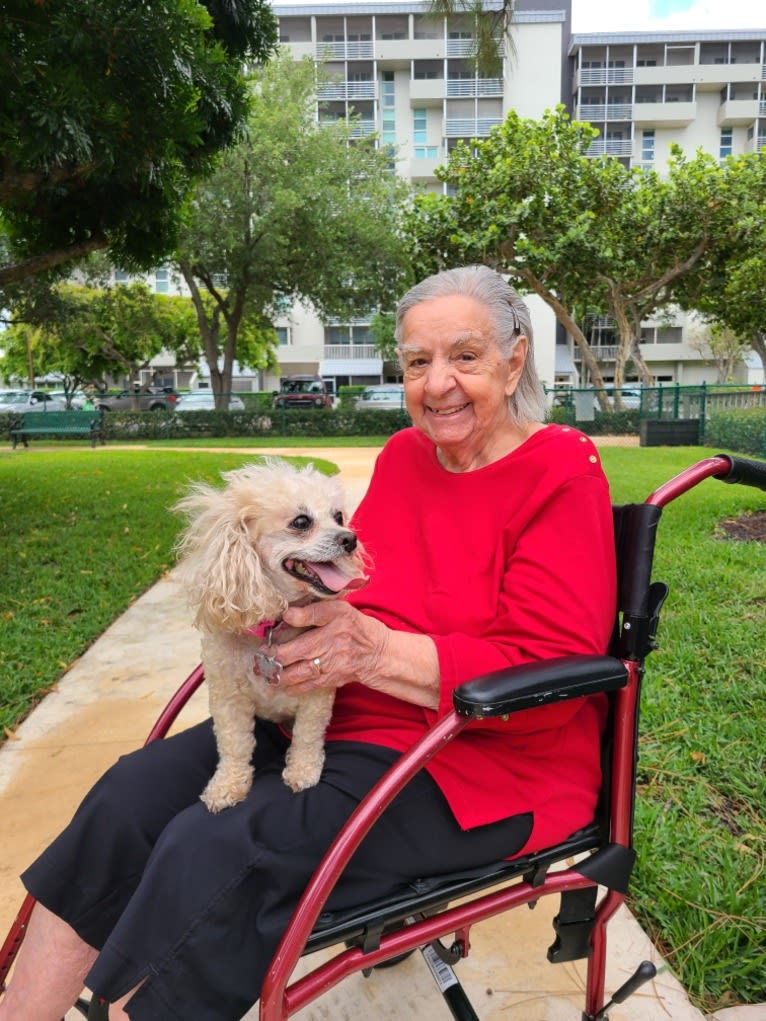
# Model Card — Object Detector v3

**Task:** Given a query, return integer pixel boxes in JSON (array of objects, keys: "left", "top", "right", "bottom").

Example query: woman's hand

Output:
[
  {"left": 272, "top": 601, "right": 441, "bottom": 709},
  {"left": 273, "top": 600, "right": 389, "bottom": 697}
]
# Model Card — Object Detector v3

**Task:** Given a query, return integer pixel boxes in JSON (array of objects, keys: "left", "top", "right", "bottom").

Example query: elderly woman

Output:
[{"left": 1, "top": 266, "right": 616, "bottom": 1021}]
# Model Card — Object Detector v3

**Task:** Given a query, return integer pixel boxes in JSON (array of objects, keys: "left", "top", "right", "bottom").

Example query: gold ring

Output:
[{"left": 312, "top": 657, "right": 323, "bottom": 674}]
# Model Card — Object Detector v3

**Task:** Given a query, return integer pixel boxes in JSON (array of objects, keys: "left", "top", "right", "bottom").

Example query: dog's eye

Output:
[
  {"left": 333, "top": 511, "right": 344, "bottom": 526},
  {"left": 290, "top": 514, "right": 313, "bottom": 531}
]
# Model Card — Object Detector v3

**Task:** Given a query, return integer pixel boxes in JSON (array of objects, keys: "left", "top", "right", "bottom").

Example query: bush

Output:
[
  {"left": 546, "top": 406, "right": 640, "bottom": 436},
  {"left": 703, "top": 408, "right": 766, "bottom": 456}
]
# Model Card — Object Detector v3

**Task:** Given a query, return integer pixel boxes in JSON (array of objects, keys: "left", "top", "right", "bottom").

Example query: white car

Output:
[
  {"left": 0, "top": 390, "right": 68, "bottom": 413},
  {"left": 354, "top": 384, "right": 406, "bottom": 411},
  {"left": 174, "top": 391, "right": 246, "bottom": 412},
  {"left": 48, "top": 390, "right": 88, "bottom": 410}
]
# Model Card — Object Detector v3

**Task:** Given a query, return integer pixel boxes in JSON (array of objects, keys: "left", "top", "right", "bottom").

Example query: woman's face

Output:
[{"left": 399, "top": 293, "right": 527, "bottom": 472}]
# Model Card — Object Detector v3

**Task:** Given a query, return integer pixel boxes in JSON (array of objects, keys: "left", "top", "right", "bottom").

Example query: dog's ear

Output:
[{"left": 174, "top": 488, "right": 285, "bottom": 632}]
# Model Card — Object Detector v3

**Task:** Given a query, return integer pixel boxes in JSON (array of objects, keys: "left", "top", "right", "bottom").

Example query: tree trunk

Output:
[{"left": 514, "top": 269, "right": 610, "bottom": 410}]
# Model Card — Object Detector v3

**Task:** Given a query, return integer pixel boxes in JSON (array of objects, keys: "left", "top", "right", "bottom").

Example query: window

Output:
[
  {"left": 114, "top": 269, "right": 130, "bottom": 284},
  {"left": 155, "top": 268, "right": 169, "bottom": 293},
  {"left": 381, "top": 71, "right": 396, "bottom": 145},
  {"left": 275, "top": 327, "right": 290, "bottom": 346},
  {"left": 325, "top": 325, "right": 351, "bottom": 345},
  {"left": 641, "top": 129, "right": 655, "bottom": 162},
  {"left": 413, "top": 108, "right": 427, "bottom": 144},
  {"left": 414, "top": 146, "right": 439, "bottom": 159},
  {"left": 720, "top": 127, "right": 733, "bottom": 160}
]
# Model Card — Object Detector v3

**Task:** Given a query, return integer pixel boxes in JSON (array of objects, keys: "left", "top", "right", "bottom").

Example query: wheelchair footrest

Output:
[{"left": 547, "top": 887, "right": 598, "bottom": 963}]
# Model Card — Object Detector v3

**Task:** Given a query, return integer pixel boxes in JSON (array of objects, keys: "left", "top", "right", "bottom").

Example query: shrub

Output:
[{"left": 704, "top": 408, "right": 766, "bottom": 456}]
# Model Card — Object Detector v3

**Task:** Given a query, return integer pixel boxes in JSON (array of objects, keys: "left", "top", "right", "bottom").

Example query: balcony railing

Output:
[
  {"left": 445, "top": 117, "right": 502, "bottom": 137},
  {"left": 586, "top": 139, "right": 633, "bottom": 157},
  {"left": 578, "top": 67, "right": 634, "bottom": 85},
  {"left": 317, "top": 40, "right": 374, "bottom": 60},
  {"left": 578, "top": 103, "right": 633, "bottom": 122},
  {"left": 572, "top": 345, "right": 618, "bottom": 362},
  {"left": 323, "top": 344, "right": 378, "bottom": 360},
  {"left": 317, "top": 81, "right": 376, "bottom": 101},
  {"left": 446, "top": 78, "right": 503, "bottom": 97}
]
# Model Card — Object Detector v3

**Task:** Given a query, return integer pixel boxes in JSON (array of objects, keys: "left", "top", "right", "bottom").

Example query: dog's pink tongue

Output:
[{"left": 310, "top": 563, "right": 368, "bottom": 593}]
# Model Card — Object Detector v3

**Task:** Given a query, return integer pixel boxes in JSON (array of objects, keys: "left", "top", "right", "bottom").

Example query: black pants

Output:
[{"left": 23, "top": 719, "right": 532, "bottom": 1021}]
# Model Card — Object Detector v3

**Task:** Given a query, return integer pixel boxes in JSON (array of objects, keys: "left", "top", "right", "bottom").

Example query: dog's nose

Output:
[{"left": 337, "top": 530, "right": 358, "bottom": 554}]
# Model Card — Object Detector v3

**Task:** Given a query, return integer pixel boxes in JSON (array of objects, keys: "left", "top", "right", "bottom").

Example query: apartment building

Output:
[
  {"left": 268, "top": 0, "right": 570, "bottom": 394},
  {"left": 134, "top": 8, "right": 765, "bottom": 393},
  {"left": 568, "top": 30, "right": 766, "bottom": 386}
]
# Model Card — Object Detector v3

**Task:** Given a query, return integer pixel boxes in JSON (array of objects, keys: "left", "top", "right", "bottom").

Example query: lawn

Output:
[{"left": 0, "top": 441, "right": 764, "bottom": 1011}]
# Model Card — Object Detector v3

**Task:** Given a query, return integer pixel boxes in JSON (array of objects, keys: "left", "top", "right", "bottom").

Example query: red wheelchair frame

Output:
[{"left": 2, "top": 453, "right": 765, "bottom": 1021}]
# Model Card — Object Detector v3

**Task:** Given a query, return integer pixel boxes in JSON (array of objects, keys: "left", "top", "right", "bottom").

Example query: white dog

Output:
[{"left": 173, "top": 460, "right": 367, "bottom": 812}]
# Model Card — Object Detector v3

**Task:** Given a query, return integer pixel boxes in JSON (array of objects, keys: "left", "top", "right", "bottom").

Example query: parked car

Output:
[
  {"left": 273, "top": 376, "right": 333, "bottom": 409},
  {"left": 48, "top": 390, "right": 88, "bottom": 410},
  {"left": 593, "top": 388, "right": 643, "bottom": 411},
  {"left": 96, "top": 386, "right": 177, "bottom": 412},
  {"left": 174, "top": 391, "right": 245, "bottom": 412},
  {"left": 0, "top": 390, "right": 68, "bottom": 413},
  {"left": 354, "top": 384, "right": 406, "bottom": 411}
]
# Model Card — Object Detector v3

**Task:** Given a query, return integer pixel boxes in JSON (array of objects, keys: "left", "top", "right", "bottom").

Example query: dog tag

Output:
[{"left": 253, "top": 650, "right": 282, "bottom": 686}]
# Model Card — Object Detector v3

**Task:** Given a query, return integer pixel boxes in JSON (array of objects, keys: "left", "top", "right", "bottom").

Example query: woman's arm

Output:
[{"left": 273, "top": 601, "right": 441, "bottom": 710}]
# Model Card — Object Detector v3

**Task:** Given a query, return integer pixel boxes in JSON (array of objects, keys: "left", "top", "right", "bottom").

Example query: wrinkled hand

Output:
[{"left": 273, "top": 601, "right": 390, "bottom": 696}]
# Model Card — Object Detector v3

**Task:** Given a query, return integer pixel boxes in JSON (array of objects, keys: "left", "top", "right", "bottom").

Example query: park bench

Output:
[{"left": 10, "top": 409, "right": 105, "bottom": 448}]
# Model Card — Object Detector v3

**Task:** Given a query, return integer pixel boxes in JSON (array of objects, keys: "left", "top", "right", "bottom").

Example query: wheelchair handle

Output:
[
  {"left": 647, "top": 453, "right": 766, "bottom": 506},
  {"left": 714, "top": 453, "right": 766, "bottom": 491}
]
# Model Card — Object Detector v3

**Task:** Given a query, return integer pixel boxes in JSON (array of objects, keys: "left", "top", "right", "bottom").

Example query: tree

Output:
[
  {"left": 427, "top": 1, "right": 513, "bottom": 77},
  {"left": 675, "top": 151, "right": 766, "bottom": 377},
  {"left": 174, "top": 53, "right": 412, "bottom": 405},
  {"left": 0, "top": 0, "right": 277, "bottom": 291},
  {"left": 404, "top": 107, "right": 614, "bottom": 398},
  {"left": 0, "top": 282, "right": 201, "bottom": 393},
  {"left": 405, "top": 107, "right": 738, "bottom": 406},
  {"left": 687, "top": 322, "right": 752, "bottom": 384}
]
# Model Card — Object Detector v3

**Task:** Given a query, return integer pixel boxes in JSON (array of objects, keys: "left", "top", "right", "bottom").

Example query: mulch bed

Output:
[{"left": 716, "top": 510, "right": 766, "bottom": 543}]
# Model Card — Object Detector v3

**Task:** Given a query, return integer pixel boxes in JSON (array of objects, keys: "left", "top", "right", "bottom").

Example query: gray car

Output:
[{"left": 96, "top": 386, "right": 178, "bottom": 412}]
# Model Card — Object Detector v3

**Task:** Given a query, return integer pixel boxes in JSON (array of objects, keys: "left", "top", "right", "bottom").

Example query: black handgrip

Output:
[
  {"left": 714, "top": 453, "right": 766, "bottom": 491},
  {"left": 610, "top": 960, "right": 657, "bottom": 1003}
]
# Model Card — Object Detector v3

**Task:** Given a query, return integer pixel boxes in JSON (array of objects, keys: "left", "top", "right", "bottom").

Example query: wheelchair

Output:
[{"left": 1, "top": 453, "right": 765, "bottom": 1021}]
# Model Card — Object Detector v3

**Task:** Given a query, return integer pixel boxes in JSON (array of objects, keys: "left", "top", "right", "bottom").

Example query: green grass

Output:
[{"left": 1, "top": 442, "right": 764, "bottom": 1011}]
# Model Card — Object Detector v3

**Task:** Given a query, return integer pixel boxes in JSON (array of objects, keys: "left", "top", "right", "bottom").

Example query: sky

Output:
[
  {"left": 273, "top": 0, "right": 765, "bottom": 33},
  {"left": 570, "top": 0, "right": 763, "bottom": 33}
]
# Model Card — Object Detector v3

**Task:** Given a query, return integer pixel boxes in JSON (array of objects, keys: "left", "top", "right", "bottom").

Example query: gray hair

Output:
[{"left": 395, "top": 265, "right": 547, "bottom": 425}]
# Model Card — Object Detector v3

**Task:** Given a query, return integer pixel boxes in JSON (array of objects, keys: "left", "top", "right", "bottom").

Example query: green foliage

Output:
[
  {"left": 0, "top": 0, "right": 278, "bottom": 289},
  {"left": 704, "top": 409, "right": 766, "bottom": 457},
  {"left": 1, "top": 281, "right": 202, "bottom": 389},
  {"left": 175, "top": 52, "right": 412, "bottom": 401}
]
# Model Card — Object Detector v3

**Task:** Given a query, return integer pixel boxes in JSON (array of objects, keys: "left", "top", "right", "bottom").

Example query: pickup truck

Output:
[
  {"left": 272, "top": 376, "right": 333, "bottom": 409},
  {"left": 96, "top": 386, "right": 178, "bottom": 412}
]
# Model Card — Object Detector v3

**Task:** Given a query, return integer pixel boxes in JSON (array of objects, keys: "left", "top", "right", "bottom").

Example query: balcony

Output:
[
  {"left": 317, "top": 80, "right": 377, "bottom": 102},
  {"left": 632, "top": 101, "right": 696, "bottom": 126},
  {"left": 446, "top": 78, "right": 503, "bottom": 98},
  {"left": 577, "top": 67, "right": 634, "bottom": 87},
  {"left": 317, "top": 40, "right": 374, "bottom": 61},
  {"left": 577, "top": 103, "right": 633, "bottom": 122},
  {"left": 409, "top": 78, "right": 445, "bottom": 104},
  {"left": 718, "top": 98, "right": 760, "bottom": 126},
  {"left": 586, "top": 139, "right": 633, "bottom": 158},
  {"left": 445, "top": 117, "right": 502, "bottom": 138},
  {"left": 323, "top": 344, "right": 378, "bottom": 360}
]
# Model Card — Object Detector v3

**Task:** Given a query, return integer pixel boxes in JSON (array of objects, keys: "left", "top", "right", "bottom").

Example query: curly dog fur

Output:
[{"left": 173, "top": 459, "right": 367, "bottom": 812}]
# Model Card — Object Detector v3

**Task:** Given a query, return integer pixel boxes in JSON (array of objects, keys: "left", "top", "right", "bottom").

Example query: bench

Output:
[{"left": 10, "top": 410, "right": 105, "bottom": 448}]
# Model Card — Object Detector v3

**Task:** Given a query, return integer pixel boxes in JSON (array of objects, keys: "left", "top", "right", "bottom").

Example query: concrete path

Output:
[{"left": 1, "top": 443, "right": 761, "bottom": 1020}]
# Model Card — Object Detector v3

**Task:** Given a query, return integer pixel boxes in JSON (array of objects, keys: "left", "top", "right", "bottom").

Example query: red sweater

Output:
[{"left": 327, "top": 424, "right": 617, "bottom": 853}]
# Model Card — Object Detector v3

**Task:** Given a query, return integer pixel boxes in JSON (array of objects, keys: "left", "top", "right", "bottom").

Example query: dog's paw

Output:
[
  {"left": 282, "top": 761, "right": 323, "bottom": 792},
  {"left": 201, "top": 773, "right": 252, "bottom": 813}
]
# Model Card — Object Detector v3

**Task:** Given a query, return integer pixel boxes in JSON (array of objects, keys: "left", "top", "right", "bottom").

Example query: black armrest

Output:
[{"left": 453, "top": 655, "right": 628, "bottom": 719}]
